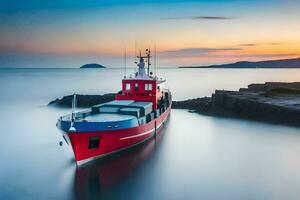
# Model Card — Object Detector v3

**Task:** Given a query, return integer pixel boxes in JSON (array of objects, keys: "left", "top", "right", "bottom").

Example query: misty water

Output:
[{"left": 1, "top": 68, "right": 300, "bottom": 200}]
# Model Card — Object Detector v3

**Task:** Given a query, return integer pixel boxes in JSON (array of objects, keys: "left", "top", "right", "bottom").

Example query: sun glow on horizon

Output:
[{"left": 0, "top": 0, "right": 300, "bottom": 67}]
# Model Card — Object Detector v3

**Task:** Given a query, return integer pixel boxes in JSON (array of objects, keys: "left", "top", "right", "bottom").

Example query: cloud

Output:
[
  {"left": 160, "top": 47, "right": 242, "bottom": 57},
  {"left": 269, "top": 43, "right": 280, "bottom": 45},
  {"left": 163, "top": 16, "right": 235, "bottom": 21},
  {"left": 245, "top": 53, "right": 299, "bottom": 58},
  {"left": 238, "top": 43, "right": 257, "bottom": 46},
  {"left": 238, "top": 42, "right": 282, "bottom": 47},
  {"left": 187, "top": 53, "right": 300, "bottom": 60}
]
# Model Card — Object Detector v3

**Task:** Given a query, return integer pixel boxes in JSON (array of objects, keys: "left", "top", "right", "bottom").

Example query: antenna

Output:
[
  {"left": 134, "top": 41, "right": 137, "bottom": 64},
  {"left": 146, "top": 48, "right": 151, "bottom": 76},
  {"left": 124, "top": 46, "right": 127, "bottom": 78},
  {"left": 154, "top": 44, "right": 157, "bottom": 78},
  {"left": 134, "top": 42, "right": 138, "bottom": 76}
]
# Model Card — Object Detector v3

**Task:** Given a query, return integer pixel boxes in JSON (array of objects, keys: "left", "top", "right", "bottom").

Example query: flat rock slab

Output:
[
  {"left": 173, "top": 82, "right": 300, "bottom": 127},
  {"left": 48, "top": 93, "right": 116, "bottom": 108}
]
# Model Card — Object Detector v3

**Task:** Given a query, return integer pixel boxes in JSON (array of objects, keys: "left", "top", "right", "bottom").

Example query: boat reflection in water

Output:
[{"left": 74, "top": 125, "right": 166, "bottom": 199}]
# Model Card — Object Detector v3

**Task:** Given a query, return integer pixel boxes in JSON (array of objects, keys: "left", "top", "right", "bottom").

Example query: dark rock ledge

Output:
[
  {"left": 48, "top": 82, "right": 300, "bottom": 127},
  {"left": 173, "top": 82, "right": 300, "bottom": 127},
  {"left": 48, "top": 93, "right": 116, "bottom": 108}
]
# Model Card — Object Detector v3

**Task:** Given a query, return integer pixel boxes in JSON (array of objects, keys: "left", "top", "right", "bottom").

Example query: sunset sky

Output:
[{"left": 0, "top": 0, "right": 300, "bottom": 68}]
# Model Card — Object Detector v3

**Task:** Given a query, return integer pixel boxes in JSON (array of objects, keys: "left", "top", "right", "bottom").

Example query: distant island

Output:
[
  {"left": 80, "top": 63, "right": 106, "bottom": 69},
  {"left": 180, "top": 57, "right": 300, "bottom": 68}
]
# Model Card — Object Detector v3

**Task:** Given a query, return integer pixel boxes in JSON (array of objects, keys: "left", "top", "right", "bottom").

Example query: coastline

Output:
[
  {"left": 173, "top": 82, "right": 300, "bottom": 127},
  {"left": 179, "top": 57, "right": 300, "bottom": 69},
  {"left": 49, "top": 82, "right": 300, "bottom": 127}
]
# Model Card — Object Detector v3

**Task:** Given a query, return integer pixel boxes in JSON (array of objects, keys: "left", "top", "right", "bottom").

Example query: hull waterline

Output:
[{"left": 65, "top": 106, "right": 171, "bottom": 165}]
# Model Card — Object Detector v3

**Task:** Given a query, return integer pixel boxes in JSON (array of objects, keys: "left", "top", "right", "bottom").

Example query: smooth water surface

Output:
[{"left": 0, "top": 68, "right": 300, "bottom": 200}]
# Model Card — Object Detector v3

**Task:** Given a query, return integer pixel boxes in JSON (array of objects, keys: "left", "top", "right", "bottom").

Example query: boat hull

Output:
[{"left": 66, "top": 106, "right": 171, "bottom": 165}]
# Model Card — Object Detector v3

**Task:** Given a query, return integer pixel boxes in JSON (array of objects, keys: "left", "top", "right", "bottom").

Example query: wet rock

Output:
[
  {"left": 173, "top": 82, "right": 300, "bottom": 127},
  {"left": 48, "top": 93, "right": 116, "bottom": 108}
]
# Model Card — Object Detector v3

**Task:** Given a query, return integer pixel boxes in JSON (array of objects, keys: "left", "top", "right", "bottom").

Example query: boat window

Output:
[
  {"left": 146, "top": 114, "right": 151, "bottom": 123},
  {"left": 145, "top": 83, "right": 153, "bottom": 91},
  {"left": 126, "top": 83, "right": 131, "bottom": 91},
  {"left": 88, "top": 136, "right": 100, "bottom": 149},
  {"left": 135, "top": 83, "right": 138, "bottom": 92}
]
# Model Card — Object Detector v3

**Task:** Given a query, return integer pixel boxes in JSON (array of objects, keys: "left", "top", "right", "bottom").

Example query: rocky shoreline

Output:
[
  {"left": 173, "top": 82, "right": 300, "bottom": 127},
  {"left": 48, "top": 93, "right": 116, "bottom": 107},
  {"left": 49, "top": 82, "right": 300, "bottom": 127}
]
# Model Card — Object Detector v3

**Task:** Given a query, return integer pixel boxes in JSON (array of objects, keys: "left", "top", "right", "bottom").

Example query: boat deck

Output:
[
  {"left": 84, "top": 113, "right": 135, "bottom": 122},
  {"left": 58, "top": 99, "right": 163, "bottom": 132},
  {"left": 62, "top": 112, "right": 136, "bottom": 122}
]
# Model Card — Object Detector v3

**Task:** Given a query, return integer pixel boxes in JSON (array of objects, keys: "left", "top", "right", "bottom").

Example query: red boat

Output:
[{"left": 57, "top": 49, "right": 172, "bottom": 165}]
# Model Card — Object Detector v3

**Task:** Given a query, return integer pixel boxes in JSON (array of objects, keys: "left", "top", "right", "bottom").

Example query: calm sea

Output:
[{"left": 0, "top": 68, "right": 300, "bottom": 200}]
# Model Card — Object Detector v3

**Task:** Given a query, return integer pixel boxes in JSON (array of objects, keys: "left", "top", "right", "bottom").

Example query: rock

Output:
[
  {"left": 240, "top": 82, "right": 300, "bottom": 93},
  {"left": 172, "top": 97, "right": 211, "bottom": 112},
  {"left": 48, "top": 93, "right": 116, "bottom": 107},
  {"left": 173, "top": 82, "right": 300, "bottom": 127}
]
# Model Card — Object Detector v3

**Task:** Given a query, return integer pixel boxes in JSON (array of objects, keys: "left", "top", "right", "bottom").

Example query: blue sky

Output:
[{"left": 0, "top": 0, "right": 299, "bottom": 68}]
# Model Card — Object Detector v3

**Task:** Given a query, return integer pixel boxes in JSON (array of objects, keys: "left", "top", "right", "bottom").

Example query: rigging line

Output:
[{"left": 135, "top": 41, "right": 137, "bottom": 75}]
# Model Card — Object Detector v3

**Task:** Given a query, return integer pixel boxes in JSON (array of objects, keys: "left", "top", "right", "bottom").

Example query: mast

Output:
[
  {"left": 134, "top": 41, "right": 137, "bottom": 64},
  {"left": 146, "top": 48, "right": 151, "bottom": 76},
  {"left": 154, "top": 45, "right": 157, "bottom": 78},
  {"left": 135, "top": 49, "right": 153, "bottom": 78},
  {"left": 69, "top": 93, "right": 77, "bottom": 132},
  {"left": 124, "top": 46, "right": 127, "bottom": 78}
]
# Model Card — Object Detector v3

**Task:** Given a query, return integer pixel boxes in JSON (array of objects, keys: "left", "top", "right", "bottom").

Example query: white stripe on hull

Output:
[
  {"left": 119, "top": 122, "right": 163, "bottom": 140},
  {"left": 77, "top": 114, "right": 168, "bottom": 166},
  {"left": 77, "top": 135, "right": 153, "bottom": 166}
]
